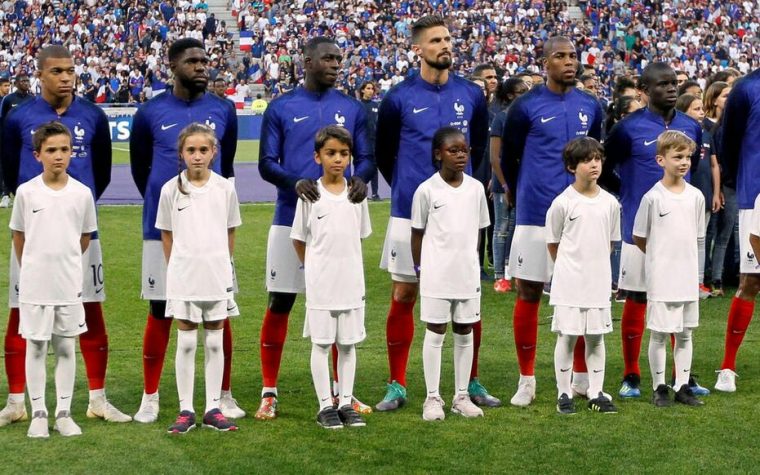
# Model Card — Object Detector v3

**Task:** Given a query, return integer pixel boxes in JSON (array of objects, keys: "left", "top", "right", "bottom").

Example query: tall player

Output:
[
  {"left": 255, "top": 37, "right": 375, "bottom": 420},
  {"left": 0, "top": 45, "right": 131, "bottom": 425},
  {"left": 714, "top": 68, "right": 760, "bottom": 392},
  {"left": 602, "top": 63, "right": 702, "bottom": 398},
  {"left": 501, "top": 36, "right": 603, "bottom": 407},
  {"left": 130, "top": 38, "right": 241, "bottom": 423},
  {"left": 374, "top": 15, "right": 490, "bottom": 411}
]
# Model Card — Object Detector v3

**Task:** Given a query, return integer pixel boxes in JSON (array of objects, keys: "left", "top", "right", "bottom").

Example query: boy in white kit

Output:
[
  {"left": 291, "top": 126, "right": 371, "bottom": 429},
  {"left": 633, "top": 130, "right": 706, "bottom": 407},
  {"left": 412, "top": 127, "right": 490, "bottom": 421},
  {"left": 546, "top": 137, "right": 620, "bottom": 415},
  {"left": 10, "top": 122, "right": 97, "bottom": 438}
]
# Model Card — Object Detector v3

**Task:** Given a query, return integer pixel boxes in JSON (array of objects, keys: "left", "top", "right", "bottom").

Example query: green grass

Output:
[
  {"left": 0, "top": 202, "right": 759, "bottom": 473},
  {"left": 112, "top": 141, "right": 260, "bottom": 166}
]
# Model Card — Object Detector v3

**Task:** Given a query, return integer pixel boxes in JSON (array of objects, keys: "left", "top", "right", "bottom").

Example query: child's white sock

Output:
[
  {"left": 336, "top": 343, "right": 356, "bottom": 408},
  {"left": 204, "top": 328, "right": 224, "bottom": 413},
  {"left": 453, "top": 331, "right": 473, "bottom": 397},
  {"left": 585, "top": 334, "right": 606, "bottom": 397},
  {"left": 648, "top": 330, "right": 668, "bottom": 390},
  {"left": 423, "top": 329, "right": 445, "bottom": 398},
  {"left": 176, "top": 329, "right": 198, "bottom": 413},
  {"left": 554, "top": 334, "right": 575, "bottom": 397},
  {"left": 51, "top": 335, "right": 76, "bottom": 414},
  {"left": 310, "top": 343, "right": 332, "bottom": 410},
  {"left": 25, "top": 340, "right": 48, "bottom": 414},
  {"left": 674, "top": 328, "right": 693, "bottom": 389}
]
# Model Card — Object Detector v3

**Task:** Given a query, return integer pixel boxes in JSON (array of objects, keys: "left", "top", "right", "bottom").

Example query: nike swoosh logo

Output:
[
  {"left": 541, "top": 116, "right": 557, "bottom": 123},
  {"left": 560, "top": 368, "right": 571, "bottom": 372},
  {"left": 593, "top": 369, "right": 603, "bottom": 373},
  {"left": 644, "top": 139, "right": 657, "bottom": 146},
  {"left": 521, "top": 345, "right": 535, "bottom": 350},
  {"left": 433, "top": 203, "right": 445, "bottom": 209},
  {"left": 60, "top": 395, "right": 70, "bottom": 400},
  {"left": 659, "top": 211, "right": 671, "bottom": 217},
  {"left": 178, "top": 206, "right": 190, "bottom": 211},
  {"left": 227, "top": 305, "right": 237, "bottom": 311},
  {"left": 95, "top": 287, "right": 104, "bottom": 294},
  {"left": 569, "top": 215, "right": 579, "bottom": 221},
  {"left": 79, "top": 322, "right": 86, "bottom": 328},
  {"left": 293, "top": 116, "right": 309, "bottom": 122},
  {"left": 32, "top": 396, "right": 41, "bottom": 401},
  {"left": 317, "top": 214, "right": 328, "bottom": 219},
  {"left": 32, "top": 208, "right": 43, "bottom": 213},
  {"left": 161, "top": 123, "right": 178, "bottom": 131},
  {"left": 656, "top": 371, "right": 664, "bottom": 375},
  {"left": 413, "top": 107, "right": 429, "bottom": 114}
]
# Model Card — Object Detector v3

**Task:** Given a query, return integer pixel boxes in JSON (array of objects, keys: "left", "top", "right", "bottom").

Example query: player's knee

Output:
[
  {"left": 392, "top": 283, "right": 418, "bottom": 303},
  {"left": 452, "top": 322, "right": 472, "bottom": 335},
  {"left": 626, "top": 291, "right": 647, "bottom": 303},
  {"left": 738, "top": 275, "right": 760, "bottom": 299},
  {"left": 268, "top": 292, "right": 296, "bottom": 313},
  {"left": 426, "top": 322, "right": 447, "bottom": 334},
  {"left": 149, "top": 300, "right": 168, "bottom": 319},
  {"left": 516, "top": 280, "right": 543, "bottom": 301}
]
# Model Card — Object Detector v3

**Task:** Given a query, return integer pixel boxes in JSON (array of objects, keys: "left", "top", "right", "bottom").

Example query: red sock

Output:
[
  {"left": 470, "top": 320, "right": 482, "bottom": 379},
  {"left": 222, "top": 319, "right": 233, "bottom": 392},
  {"left": 80, "top": 302, "right": 108, "bottom": 391},
  {"left": 573, "top": 336, "right": 587, "bottom": 373},
  {"left": 331, "top": 345, "right": 339, "bottom": 383},
  {"left": 260, "top": 309, "right": 289, "bottom": 388},
  {"left": 4, "top": 309, "right": 26, "bottom": 394},
  {"left": 386, "top": 298, "right": 415, "bottom": 387},
  {"left": 621, "top": 299, "right": 647, "bottom": 377},
  {"left": 513, "top": 298, "right": 539, "bottom": 376},
  {"left": 143, "top": 314, "right": 173, "bottom": 394},
  {"left": 721, "top": 297, "right": 755, "bottom": 371}
]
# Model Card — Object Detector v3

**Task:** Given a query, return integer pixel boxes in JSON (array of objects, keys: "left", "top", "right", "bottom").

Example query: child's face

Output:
[
  {"left": 33, "top": 134, "right": 72, "bottom": 175},
  {"left": 314, "top": 137, "right": 351, "bottom": 178},
  {"left": 436, "top": 134, "right": 469, "bottom": 173},
  {"left": 572, "top": 154, "right": 603, "bottom": 182},
  {"left": 657, "top": 146, "right": 691, "bottom": 178},
  {"left": 685, "top": 99, "right": 705, "bottom": 122},
  {"left": 180, "top": 134, "right": 216, "bottom": 173}
]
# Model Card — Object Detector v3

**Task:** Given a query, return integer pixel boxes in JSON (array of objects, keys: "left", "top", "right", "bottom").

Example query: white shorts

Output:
[
  {"left": 551, "top": 306, "right": 613, "bottom": 336},
  {"left": 303, "top": 307, "right": 366, "bottom": 345},
  {"left": 739, "top": 210, "right": 760, "bottom": 274},
  {"left": 421, "top": 296, "right": 481, "bottom": 325},
  {"left": 9, "top": 239, "right": 106, "bottom": 308},
  {"left": 141, "top": 240, "right": 167, "bottom": 300},
  {"left": 265, "top": 225, "right": 305, "bottom": 293},
  {"left": 646, "top": 300, "right": 699, "bottom": 333},
  {"left": 619, "top": 242, "right": 646, "bottom": 292},
  {"left": 508, "top": 225, "right": 552, "bottom": 282},
  {"left": 19, "top": 303, "right": 86, "bottom": 341},
  {"left": 380, "top": 217, "right": 418, "bottom": 283},
  {"left": 166, "top": 299, "right": 240, "bottom": 323}
]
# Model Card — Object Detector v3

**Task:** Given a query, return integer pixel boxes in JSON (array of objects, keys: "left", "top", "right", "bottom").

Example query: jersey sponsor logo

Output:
[
  {"left": 659, "top": 211, "right": 671, "bottom": 217},
  {"left": 226, "top": 303, "right": 237, "bottom": 312},
  {"left": 517, "top": 255, "right": 524, "bottom": 266},
  {"left": 293, "top": 116, "right": 309, "bottom": 123},
  {"left": 540, "top": 116, "right": 557, "bottom": 124},
  {"left": 391, "top": 249, "right": 397, "bottom": 258},
  {"left": 644, "top": 139, "right": 657, "bottom": 146},
  {"left": 412, "top": 107, "right": 429, "bottom": 114},
  {"left": 334, "top": 113, "right": 345, "bottom": 126},
  {"left": 593, "top": 369, "right": 603, "bottom": 373},
  {"left": 78, "top": 322, "right": 86, "bottom": 328},
  {"left": 161, "top": 123, "right": 178, "bottom": 131},
  {"left": 32, "top": 208, "right": 44, "bottom": 213}
]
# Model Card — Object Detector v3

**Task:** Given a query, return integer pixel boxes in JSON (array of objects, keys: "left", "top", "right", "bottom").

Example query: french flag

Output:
[
  {"left": 249, "top": 63, "right": 263, "bottom": 83},
  {"left": 240, "top": 31, "right": 253, "bottom": 51}
]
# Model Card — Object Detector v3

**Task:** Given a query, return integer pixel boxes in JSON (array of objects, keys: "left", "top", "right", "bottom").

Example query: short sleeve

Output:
[
  {"left": 478, "top": 186, "right": 490, "bottom": 229},
  {"left": 227, "top": 185, "right": 242, "bottom": 228},
  {"left": 290, "top": 198, "right": 309, "bottom": 241},
  {"left": 610, "top": 199, "right": 621, "bottom": 242},
  {"left": 410, "top": 184, "right": 429, "bottom": 230},
  {"left": 154, "top": 185, "right": 173, "bottom": 231},
  {"left": 751, "top": 196, "right": 760, "bottom": 238},
  {"left": 632, "top": 194, "right": 651, "bottom": 239},
  {"left": 8, "top": 188, "right": 25, "bottom": 232},
  {"left": 81, "top": 193, "right": 98, "bottom": 234},
  {"left": 359, "top": 199, "right": 372, "bottom": 239},
  {"left": 545, "top": 196, "right": 565, "bottom": 244}
]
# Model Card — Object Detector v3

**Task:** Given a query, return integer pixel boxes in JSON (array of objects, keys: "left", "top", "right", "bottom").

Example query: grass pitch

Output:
[{"left": 0, "top": 202, "right": 758, "bottom": 473}]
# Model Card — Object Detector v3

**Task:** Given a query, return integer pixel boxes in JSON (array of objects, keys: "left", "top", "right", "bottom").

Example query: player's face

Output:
[
  {"left": 171, "top": 47, "right": 209, "bottom": 92},
  {"left": 477, "top": 68, "right": 498, "bottom": 93},
  {"left": 34, "top": 134, "right": 72, "bottom": 176},
  {"left": 657, "top": 146, "right": 691, "bottom": 178},
  {"left": 314, "top": 138, "right": 351, "bottom": 179},
  {"left": 716, "top": 87, "right": 731, "bottom": 113},
  {"left": 544, "top": 42, "right": 578, "bottom": 87},
  {"left": 0, "top": 82, "right": 9, "bottom": 96},
  {"left": 305, "top": 43, "right": 342, "bottom": 88},
  {"left": 38, "top": 57, "right": 76, "bottom": 99},
  {"left": 213, "top": 81, "right": 226, "bottom": 97},
  {"left": 644, "top": 69, "right": 678, "bottom": 110},
  {"left": 583, "top": 78, "right": 598, "bottom": 97},
  {"left": 180, "top": 134, "right": 216, "bottom": 177},
  {"left": 413, "top": 26, "right": 452, "bottom": 71},
  {"left": 16, "top": 77, "right": 31, "bottom": 93},
  {"left": 572, "top": 154, "right": 603, "bottom": 182},
  {"left": 435, "top": 134, "right": 469, "bottom": 174},
  {"left": 685, "top": 99, "right": 705, "bottom": 122}
]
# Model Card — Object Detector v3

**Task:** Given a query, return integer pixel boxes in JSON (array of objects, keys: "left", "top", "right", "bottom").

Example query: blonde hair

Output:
[
  {"left": 176, "top": 123, "right": 218, "bottom": 195},
  {"left": 656, "top": 130, "right": 696, "bottom": 157}
]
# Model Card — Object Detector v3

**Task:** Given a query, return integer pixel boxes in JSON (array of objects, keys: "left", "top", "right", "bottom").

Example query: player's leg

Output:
[
  {"left": 25, "top": 338, "right": 49, "bottom": 438},
  {"left": 255, "top": 291, "right": 296, "bottom": 420},
  {"left": 554, "top": 332, "right": 577, "bottom": 414},
  {"left": 169, "top": 315, "right": 198, "bottom": 435},
  {"left": 648, "top": 329, "right": 671, "bottom": 407},
  {"left": 331, "top": 342, "right": 372, "bottom": 415},
  {"left": 452, "top": 318, "right": 482, "bottom": 418},
  {"left": 673, "top": 325, "right": 703, "bottom": 406},
  {"left": 618, "top": 242, "right": 648, "bottom": 398},
  {"left": 219, "top": 318, "right": 246, "bottom": 419},
  {"left": 51, "top": 334, "right": 81, "bottom": 436},
  {"left": 571, "top": 337, "right": 589, "bottom": 398},
  {"left": 334, "top": 306, "right": 366, "bottom": 427},
  {"left": 135, "top": 300, "right": 172, "bottom": 423},
  {"left": 201, "top": 312, "right": 237, "bottom": 432},
  {"left": 585, "top": 332, "right": 617, "bottom": 413},
  {"left": 0, "top": 308, "right": 28, "bottom": 426},
  {"left": 307, "top": 307, "right": 343, "bottom": 429},
  {"left": 422, "top": 317, "right": 447, "bottom": 421},
  {"left": 468, "top": 318, "right": 502, "bottom": 407},
  {"left": 511, "top": 278, "right": 542, "bottom": 407}
]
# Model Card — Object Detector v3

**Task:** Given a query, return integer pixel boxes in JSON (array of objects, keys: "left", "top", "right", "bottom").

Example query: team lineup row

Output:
[{"left": 2, "top": 16, "right": 760, "bottom": 436}]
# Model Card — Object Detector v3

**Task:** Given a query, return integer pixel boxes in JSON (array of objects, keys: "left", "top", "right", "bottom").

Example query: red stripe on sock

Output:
[
  {"left": 4, "top": 309, "right": 26, "bottom": 394},
  {"left": 222, "top": 319, "right": 233, "bottom": 391},
  {"left": 470, "top": 320, "right": 482, "bottom": 379},
  {"left": 386, "top": 298, "right": 415, "bottom": 387},
  {"left": 721, "top": 297, "right": 755, "bottom": 371},
  {"left": 260, "top": 309, "right": 289, "bottom": 388},
  {"left": 573, "top": 336, "right": 587, "bottom": 373},
  {"left": 143, "top": 314, "right": 173, "bottom": 394},
  {"left": 621, "top": 299, "right": 647, "bottom": 377},
  {"left": 513, "top": 298, "right": 539, "bottom": 376},
  {"left": 331, "top": 344, "right": 339, "bottom": 383},
  {"left": 80, "top": 302, "right": 108, "bottom": 390}
]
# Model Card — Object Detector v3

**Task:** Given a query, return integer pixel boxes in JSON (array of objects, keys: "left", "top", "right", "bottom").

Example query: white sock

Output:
[
  {"left": 310, "top": 343, "right": 332, "bottom": 410},
  {"left": 673, "top": 328, "right": 693, "bottom": 389},
  {"left": 52, "top": 335, "right": 76, "bottom": 414},
  {"left": 423, "top": 329, "right": 445, "bottom": 398},
  {"left": 89, "top": 388, "right": 105, "bottom": 401},
  {"left": 336, "top": 343, "right": 356, "bottom": 408},
  {"left": 504, "top": 266, "right": 512, "bottom": 280},
  {"left": 554, "top": 334, "right": 575, "bottom": 397},
  {"left": 8, "top": 393, "right": 24, "bottom": 404},
  {"left": 585, "top": 334, "right": 606, "bottom": 397},
  {"left": 26, "top": 339, "right": 48, "bottom": 414},
  {"left": 332, "top": 380, "right": 340, "bottom": 396},
  {"left": 261, "top": 387, "right": 277, "bottom": 397},
  {"left": 176, "top": 329, "right": 197, "bottom": 413},
  {"left": 204, "top": 328, "right": 224, "bottom": 413},
  {"left": 453, "top": 332, "right": 473, "bottom": 397},
  {"left": 648, "top": 331, "right": 668, "bottom": 390}
]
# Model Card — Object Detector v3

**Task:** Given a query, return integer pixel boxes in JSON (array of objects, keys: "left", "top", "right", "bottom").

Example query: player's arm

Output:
[
  {"left": 632, "top": 196, "right": 651, "bottom": 254},
  {"left": 411, "top": 227, "right": 423, "bottom": 278},
  {"left": 161, "top": 230, "right": 173, "bottom": 263},
  {"left": 501, "top": 99, "right": 530, "bottom": 203},
  {"left": 292, "top": 239, "right": 306, "bottom": 265},
  {"left": 750, "top": 234, "right": 760, "bottom": 265},
  {"left": 374, "top": 92, "right": 402, "bottom": 185},
  {"left": 80, "top": 233, "right": 92, "bottom": 254},
  {"left": 545, "top": 198, "right": 564, "bottom": 262},
  {"left": 1, "top": 110, "right": 22, "bottom": 193},
  {"left": 92, "top": 111, "right": 113, "bottom": 200},
  {"left": 489, "top": 112, "right": 508, "bottom": 197},
  {"left": 410, "top": 186, "right": 429, "bottom": 278},
  {"left": 601, "top": 121, "right": 627, "bottom": 194},
  {"left": 12, "top": 231, "right": 24, "bottom": 265},
  {"left": 710, "top": 153, "right": 722, "bottom": 212},
  {"left": 290, "top": 198, "right": 308, "bottom": 264},
  {"left": 346, "top": 106, "right": 373, "bottom": 203},
  {"left": 220, "top": 101, "right": 238, "bottom": 179},
  {"left": 129, "top": 108, "right": 153, "bottom": 197},
  {"left": 633, "top": 235, "right": 647, "bottom": 253},
  {"left": 469, "top": 89, "right": 490, "bottom": 173},
  {"left": 719, "top": 82, "right": 750, "bottom": 183},
  {"left": 228, "top": 228, "right": 236, "bottom": 256},
  {"left": 587, "top": 98, "right": 604, "bottom": 141}
]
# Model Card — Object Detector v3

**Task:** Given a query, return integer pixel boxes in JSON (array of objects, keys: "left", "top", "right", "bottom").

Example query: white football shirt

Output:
[
  {"left": 633, "top": 181, "right": 706, "bottom": 302},
  {"left": 290, "top": 179, "right": 371, "bottom": 310},
  {"left": 546, "top": 185, "right": 621, "bottom": 308},
  {"left": 412, "top": 173, "right": 490, "bottom": 299},
  {"left": 155, "top": 172, "right": 242, "bottom": 301},
  {"left": 9, "top": 175, "right": 97, "bottom": 305}
]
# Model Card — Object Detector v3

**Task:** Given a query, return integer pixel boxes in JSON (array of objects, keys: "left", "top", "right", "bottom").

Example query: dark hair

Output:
[
  {"left": 213, "top": 77, "right": 226, "bottom": 84},
  {"left": 168, "top": 38, "right": 204, "bottom": 63},
  {"left": 706, "top": 69, "right": 740, "bottom": 90},
  {"left": 675, "top": 93, "right": 700, "bottom": 114},
  {"left": 0, "top": 77, "right": 8, "bottom": 84},
  {"left": 303, "top": 36, "right": 337, "bottom": 58},
  {"left": 314, "top": 125, "right": 352, "bottom": 153},
  {"left": 703, "top": 81, "right": 729, "bottom": 119},
  {"left": 472, "top": 63, "right": 495, "bottom": 78},
  {"left": 677, "top": 80, "right": 700, "bottom": 97},
  {"left": 32, "top": 121, "right": 71, "bottom": 153},
  {"left": 412, "top": 15, "right": 446, "bottom": 43},
  {"left": 37, "top": 45, "right": 72, "bottom": 70},
  {"left": 14, "top": 74, "right": 29, "bottom": 82},
  {"left": 431, "top": 126, "right": 465, "bottom": 169},
  {"left": 605, "top": 95, "right": 640, "bottom": 135},
  {"left": 176, "top": 123, "right": 218, "bottom": 195},
  {"left": 614, "top": 76, "right": 636, "bottom": 99},
  {"left": 495, "top": 77, "right": 528, "bottom": 108},
  {"left": 359, "top": 81, "right": 375, "bottom": 93},
  {"left": 579, "top": 73, "right": 596, "bottom": 84},
  {"left": 563, "top": 136, "right": 604, "bottom": 172}
]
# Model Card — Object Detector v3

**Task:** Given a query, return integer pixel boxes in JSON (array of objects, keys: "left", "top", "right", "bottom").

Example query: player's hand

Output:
[
  {"left": 295, "top": 179, "right": 320, "bottom": 202},
  {"left": 506, "top": 189, "right": 515, "bottom": 208},
  {"left": 347, "top": 176, "right": 367, "bottom": 203},
  {"left": 712, "top": 195, "right": 722, "bottom": 213}
]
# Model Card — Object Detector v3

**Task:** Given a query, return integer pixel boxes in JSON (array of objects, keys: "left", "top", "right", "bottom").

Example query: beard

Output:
[{"left": 424, "top": 53, "right": 452, "bottom": 71}]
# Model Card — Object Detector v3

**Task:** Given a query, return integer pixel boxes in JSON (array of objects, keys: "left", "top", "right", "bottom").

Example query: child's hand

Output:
[
  {"left": 347, "top": 176, "right": 367, "bottom": 203},
  {"left": 295, "top": 179, "right": 320, "bottom": 202}
]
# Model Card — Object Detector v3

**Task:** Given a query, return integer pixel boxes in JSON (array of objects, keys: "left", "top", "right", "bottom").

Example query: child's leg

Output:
[
  {"left": 310, "top": 343, "right": 333, "bottom": 410},
  {"left": 336, "top": 343, "right": 356, "bottom": 408},
  {"left": 648, "top": 330, "right": 668, "bottom": 390},
  {"left": 554, "top": 333, "right": 577, "bottom": 397},
  {"left": 585, "top": 334, "right": 605, "bottom": 396},
  {"left": 51, "top": 335, "right": 76, "bottom": 415},
  {"left": 221, "top": 319, "right": 233, "bottom": 392},
  {"left": 673, "top": 328, "right": 693, "bottom": 390},
  {"left": 452, "top": 323, "right": 474, "bottom": 397},
  {"left": 175, "top": 323, "right": 198, "bottom": 413},
  {"left": 203, "top": 324, "right": 224, "bottom": 413},
  {"left": 423, "top": 324, "right": 446, "bottom": 398},
  {"left": 25, "top": 339, "right": 48, "bottom": 414}
]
